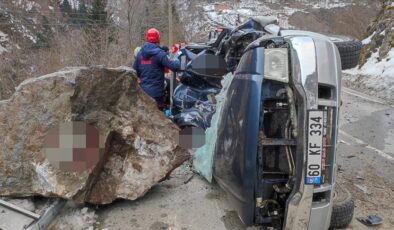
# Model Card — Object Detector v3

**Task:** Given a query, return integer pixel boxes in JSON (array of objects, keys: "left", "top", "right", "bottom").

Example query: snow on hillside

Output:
[
  {"left": 11, "top": 0, "right": 41, "bottom": 11},
  {"left": 0, "top": 31, "right": 9, "bottom": 54},
  {"left": 201, "top": 0, "right": 355, "bottom": 29},
  {"left": 176, "top": 0, "right": 305, "bottom": 41},
  {"left": 344, "top": 49, "right": 394, "bottom": 93},
  {"left": 311, "top": 1, "right": 353, "bottom": 8},
  {"left": 202, "top": 1, "right": 304, "bottom": 28},
  {"left": 343, "top": 0, "right": 393, "bottom": 104},
  {"left": 343, "top": 47, "right": 394, "bottom": 104},
  {"left": 0, "top": 0, "right": 61, "bottom": 53},
  {"left": 176, "top": 0, "right": 372, "bottom": 42},
  {"left": 0, "top": 9, "right": 38, "bottom": 45}
]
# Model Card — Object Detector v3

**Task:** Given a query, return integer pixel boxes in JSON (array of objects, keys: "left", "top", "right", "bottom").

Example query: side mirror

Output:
[{"left": 188, "top": 53, "right": 228, "bottom": 77}]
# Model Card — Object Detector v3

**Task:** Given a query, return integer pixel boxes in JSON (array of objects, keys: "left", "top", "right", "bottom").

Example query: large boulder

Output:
[{"left": 0, "top": 66, "right": 188, "bottom": 204}]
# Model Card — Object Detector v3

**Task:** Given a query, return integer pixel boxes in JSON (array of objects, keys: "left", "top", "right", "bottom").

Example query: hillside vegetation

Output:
[
  {"left": 0, "top": 0, "right": 184, "bottom": 100},
  {"left": 359, "top": 0, "right": 394, "bottom": 66}
]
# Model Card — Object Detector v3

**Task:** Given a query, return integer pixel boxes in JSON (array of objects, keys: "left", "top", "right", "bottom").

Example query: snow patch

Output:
[
  {"left": 3, "top": 11, "right": 37, "bottom": 44},
  {"left": 51, "top": 206, "right": 97, "bottom": 230},
  {"left": 362, "top": 32, "right": 376, "bottom": 45},
  {"left": 344, "top": 48, "right": 394, "bottom": 103},
  {"left": 203, "top": 5, "right": 215, "bottom": 11},
  {"left": 12, "top": 0, "right": 40, "bottom": 11},
  {"left": 312, "top": 2, "right": 352, "bottom": 9},
  {"left": 344, "top": 48, "right": 394, "bottom": 79},
  {"left": 0, "top": 31, "right": 9, "bottom": 54},
  {"left": 20, "top": 25, "right": 37, "bottom": 43}
]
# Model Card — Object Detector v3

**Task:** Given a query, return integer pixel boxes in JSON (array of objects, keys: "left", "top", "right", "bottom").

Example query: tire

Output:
[
  {"left": 325, "top": 34, "right": 362, "bottom": 70},
  {"left": 330, "top": 184, "right": 355, "bottom": 229}
]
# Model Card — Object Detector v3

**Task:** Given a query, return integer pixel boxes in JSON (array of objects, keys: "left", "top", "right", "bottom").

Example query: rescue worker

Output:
[{"left": 133, "top": 28, "right": 180, "bottom": 110}]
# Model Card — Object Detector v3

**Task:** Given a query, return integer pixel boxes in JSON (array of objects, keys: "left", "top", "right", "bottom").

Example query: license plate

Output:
[{"left": 306, "top": 110, "right": 324, "bottom": 185}]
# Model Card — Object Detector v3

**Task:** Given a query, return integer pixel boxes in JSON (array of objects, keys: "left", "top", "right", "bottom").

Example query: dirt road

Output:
[{"left": 67, "top": 87, "right": 394, "bottom": 229}]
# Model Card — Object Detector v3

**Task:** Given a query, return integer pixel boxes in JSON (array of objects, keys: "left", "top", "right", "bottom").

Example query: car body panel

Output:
[
  {"left": 213, "top": 47, "right": 265, "bottom": 225},
  {"left": 173, "top": 21, "right": 343, "bottom": 229},
  {"left": 281, "top": 34, "right": 341, "bottom": 230},
  {"left": 309, "top": 35, "right": 341, "bottom": 230},
  {"left": 281, "top": 36, "right": 317, "bottom": 230}
]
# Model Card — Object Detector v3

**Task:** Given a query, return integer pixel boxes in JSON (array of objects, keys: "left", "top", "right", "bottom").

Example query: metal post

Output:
[
  {"left": 168, "top": 0, "right": 173, "bottom": 47},
  {"left": 0, "top": 199, "right": 40, "bottom": 220},
  {"left": 27, "top": 199, "right": 66, "bottom": 230}
]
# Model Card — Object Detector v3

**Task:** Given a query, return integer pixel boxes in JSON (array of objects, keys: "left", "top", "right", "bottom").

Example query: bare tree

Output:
[{"left": 126, "top": 0, "right": 142, "bottom": 51}]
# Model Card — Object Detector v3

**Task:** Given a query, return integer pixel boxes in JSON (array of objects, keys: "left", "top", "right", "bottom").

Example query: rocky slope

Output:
[
  {"left": 359, "top": 0, "right": 394, "bottom": 65},
  {"left": 289, "top": 1, "right": 380, "bottom": 39},
  {"left": 343, "top": 0, "right": 394, "bottom": 104}
]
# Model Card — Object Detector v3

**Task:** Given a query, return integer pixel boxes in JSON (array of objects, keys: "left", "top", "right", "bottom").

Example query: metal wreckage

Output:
[{"left": 170, "top": 17, "right": 361, "bottom": 229}]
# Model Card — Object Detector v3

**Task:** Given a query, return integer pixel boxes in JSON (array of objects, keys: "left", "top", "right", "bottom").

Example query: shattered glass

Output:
[{"left": 193, "top": 73, "right": 234, "bottom": 182}]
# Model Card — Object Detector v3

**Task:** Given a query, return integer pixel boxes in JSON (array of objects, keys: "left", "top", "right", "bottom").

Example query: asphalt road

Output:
[
  {"left": 336, "top": 87, "right": 394, "bottom": 230},
  {"left": 92, "top": 87, "right": 394, "bottom": 230}
]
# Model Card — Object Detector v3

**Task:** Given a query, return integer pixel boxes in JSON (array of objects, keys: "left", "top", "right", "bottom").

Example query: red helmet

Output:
[{"left": 146, "top": 28, "right": 160, "bottom": 43}]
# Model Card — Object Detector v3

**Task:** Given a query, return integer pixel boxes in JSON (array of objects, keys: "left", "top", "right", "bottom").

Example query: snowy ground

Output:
[{"left": 343, "top": 48, "right": 394, "bottom": 104}]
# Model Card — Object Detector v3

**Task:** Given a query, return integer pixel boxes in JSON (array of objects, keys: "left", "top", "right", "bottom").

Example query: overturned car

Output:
[{"left": 171, "top": 17, "right": 361, "bottom": 229}]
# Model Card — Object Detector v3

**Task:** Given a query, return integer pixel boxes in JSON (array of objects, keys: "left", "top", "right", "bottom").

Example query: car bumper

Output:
[{"left": 283, "top": 35, "right": 341, "bottom": 230}]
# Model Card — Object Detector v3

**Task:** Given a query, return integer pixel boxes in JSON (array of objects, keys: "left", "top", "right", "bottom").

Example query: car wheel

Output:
[
  {"left": 330, "top": 183, "right": 355, "bottom": 229},
  {"left": 325, "top": 34, "right": 362, "bottom": 70}
]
